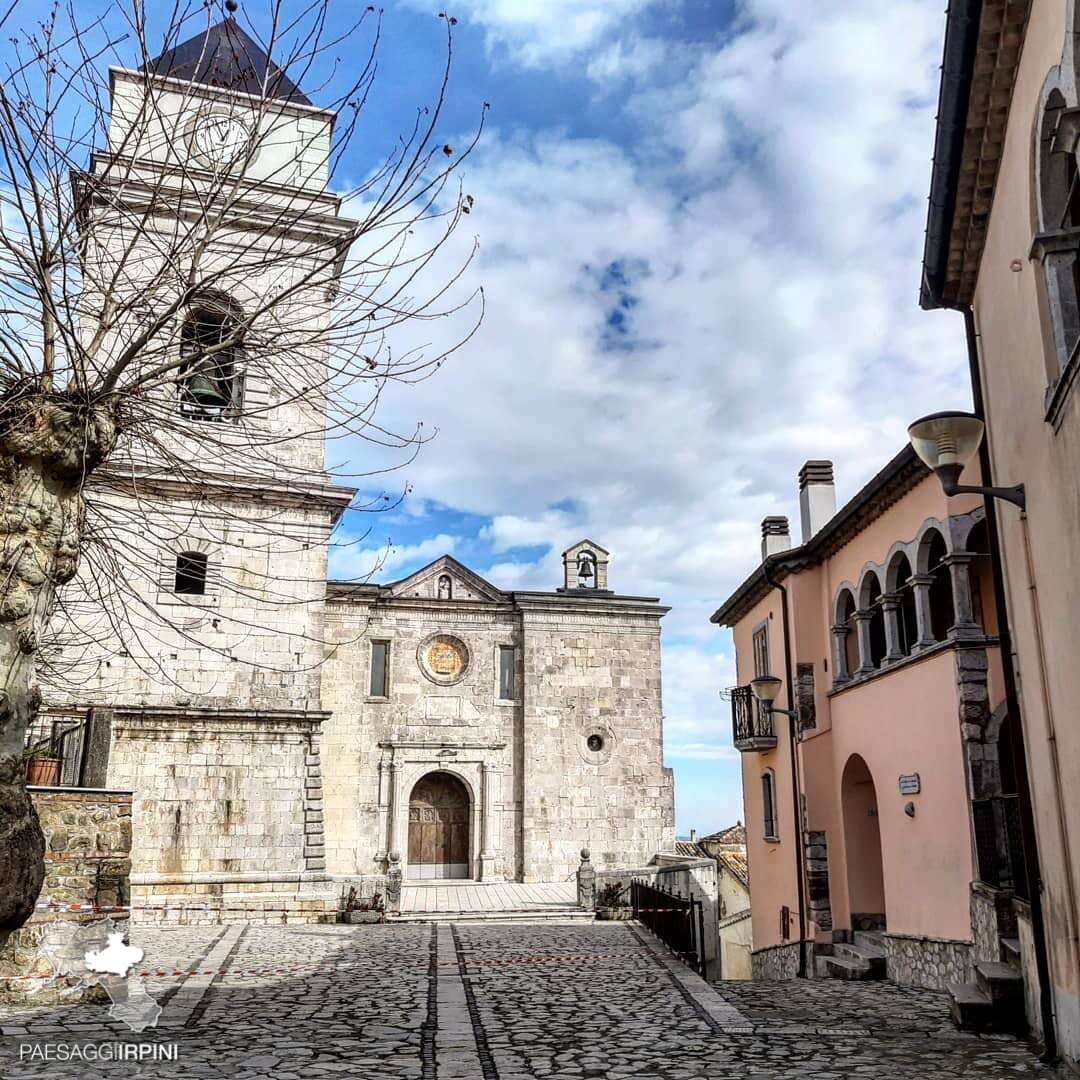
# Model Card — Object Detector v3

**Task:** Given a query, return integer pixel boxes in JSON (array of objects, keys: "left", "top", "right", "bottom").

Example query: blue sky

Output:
[
  {"left": 95, "top": 0, "right": 967, "bottom": 835},
  {"left": 304, "top": 0, "right": 973, "bottom": 835}
]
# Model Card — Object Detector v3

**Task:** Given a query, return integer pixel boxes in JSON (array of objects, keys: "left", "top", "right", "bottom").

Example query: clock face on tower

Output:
[{"left": 190, "top": 112, "right": 252, "bottom": 167}]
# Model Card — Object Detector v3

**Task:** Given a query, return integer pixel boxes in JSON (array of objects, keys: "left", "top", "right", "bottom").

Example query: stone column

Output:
[
  {"left": 387, "top": 761, "right": 404, "bottom": 864},
  {"left": 909, "top": 574, "right": 937, "bottom": 649},
  {"left": 375, "top": 760, "right": 389, "bottom": 864},
  {"left": 853, "top": 610, "right": 876, "bottom": 675},
  {"left": 943, "top": 551, "right": 980, "bottom": 639},
  {"left": 830, "top": 625, "right": 851, "bottom": 684},
  {"left": 880, "top": 593, "right": 904, "bottom": 662},
  {"left": 576, "top": 849, "right": 596, "bottom": 910},
  {"left": 478, "top": 762, "right": 497, "bottom": 880}
]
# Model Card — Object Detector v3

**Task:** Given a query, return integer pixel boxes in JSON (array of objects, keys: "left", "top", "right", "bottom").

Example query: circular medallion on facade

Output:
[{"left": 418, "top": 633, "right": 470, "bottom": 685}]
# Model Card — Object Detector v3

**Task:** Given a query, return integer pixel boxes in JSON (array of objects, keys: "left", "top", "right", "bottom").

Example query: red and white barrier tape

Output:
[
  {"left": 32, "top": 903, "right": 693, "bottom": 917},
  {"left": 0, "top": 948, "right": 678, "bottom": 983}
]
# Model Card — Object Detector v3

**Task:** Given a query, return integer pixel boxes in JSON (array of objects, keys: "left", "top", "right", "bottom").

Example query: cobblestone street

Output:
[{"left": 0, "top": 921, "right": 1058, "bottom": 1079}]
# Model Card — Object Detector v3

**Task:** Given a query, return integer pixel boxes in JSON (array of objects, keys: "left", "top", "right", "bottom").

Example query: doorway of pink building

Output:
[{"left": 842, "top": 754, "right": 887, "bottom": 931}]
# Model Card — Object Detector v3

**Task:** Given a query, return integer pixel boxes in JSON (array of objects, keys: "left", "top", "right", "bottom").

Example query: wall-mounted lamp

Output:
[
  {"left": 907, "top": 411, "right": 1025, "bottom": 509},
  {"left": 749, "top": 675, "right": 798, "bottom": 718}
]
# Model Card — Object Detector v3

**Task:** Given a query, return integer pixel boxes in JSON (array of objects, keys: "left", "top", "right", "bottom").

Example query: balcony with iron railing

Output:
[{"left": 730, "top": 685, "right": 777, "bottom": 752}]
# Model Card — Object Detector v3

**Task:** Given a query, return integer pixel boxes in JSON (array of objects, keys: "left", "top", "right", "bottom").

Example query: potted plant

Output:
[
  {"left": 342, "top": 886, "right": 386, "bottom": 924},
  {"left": 23, "top": 745, "right": 61, "bottom": 787},
  {"left": 595, "top": 882, "right": 632, "bottom": 921}
]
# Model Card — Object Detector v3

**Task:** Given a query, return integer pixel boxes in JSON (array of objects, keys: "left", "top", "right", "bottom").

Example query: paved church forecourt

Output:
[{"left": 0, "top": 922, "right": 1054, "bottom": 1078}]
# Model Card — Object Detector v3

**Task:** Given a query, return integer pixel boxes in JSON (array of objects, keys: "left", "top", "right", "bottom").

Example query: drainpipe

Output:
[
  {"left": 963, "top": 307, "right": 1057, "bottom": 1062},
  {"left": 762, "top": 559, "right": 807, "bottom": 978}
]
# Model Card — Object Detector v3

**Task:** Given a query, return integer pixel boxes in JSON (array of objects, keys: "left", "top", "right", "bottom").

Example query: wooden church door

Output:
[{"left": 408, "top": 772, "right": 470, "bottom": 879}]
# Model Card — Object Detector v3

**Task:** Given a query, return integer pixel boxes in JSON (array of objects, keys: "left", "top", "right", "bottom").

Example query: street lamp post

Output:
[{"left": 749, "top": 672, "right": 806, "bottom": 976}]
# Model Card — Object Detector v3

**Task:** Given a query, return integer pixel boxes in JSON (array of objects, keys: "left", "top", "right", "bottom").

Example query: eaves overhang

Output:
[{"left": 920, "top": 0, "right": 1032, "bottom": 310}]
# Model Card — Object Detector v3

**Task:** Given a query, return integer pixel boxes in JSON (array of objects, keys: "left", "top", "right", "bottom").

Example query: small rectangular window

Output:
[
  {"left": 369, "top": 641, "right": 389, "bottom": 698},
  {"left": 752, "top": 624, "right": 770, "bottom": 678},
  {"left": 498, "top": 646, "right": 515, "bottom": 701},
  {"left": 175, "top": 552, "right": 208, "bottom": 595},
  {"left": 762, "top": 772, "right": 778, "bottom": 840}
]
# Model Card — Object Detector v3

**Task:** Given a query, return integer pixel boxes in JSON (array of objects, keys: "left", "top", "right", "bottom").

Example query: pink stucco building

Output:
[
  {"left": 712, "top": 453, "right": 1030, "bottom": 1018},
  {"left": 919, "top": 1, "right": 1080, "bottom": 1067}
]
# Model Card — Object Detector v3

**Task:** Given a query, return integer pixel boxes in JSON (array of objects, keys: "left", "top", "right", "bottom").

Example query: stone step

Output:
[
  {"left": 975, "top": 960, "right": 1024, "bottom": 1004},
  {"left": 833, "top": 942, "right": 886, "bottom": 976},
  {"left": 390, "top": 909, "right": 595, "bottom": 925},
  {"left": 822, "top": 954, "right": 880, "bottom": 981},
  {"left": 852, "top": 930, "right": 885, "bottom": 951},
  {"left": 948, "top": 982, "right": 996, "bottom": 1031},
  {"left": 1000, "top": 937, "right": 1022, "bottom": 969}
]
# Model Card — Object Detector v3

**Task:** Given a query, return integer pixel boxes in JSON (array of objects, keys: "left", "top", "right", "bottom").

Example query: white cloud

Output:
[
  {"left": 428, "top": 0, "right": 661, "bottom": 70},
  {"left": 330, "top": 532, "right": 459, "bottom": 581},
  {"left": 344, "top": 1, "right": 962, "bottom": 830}
]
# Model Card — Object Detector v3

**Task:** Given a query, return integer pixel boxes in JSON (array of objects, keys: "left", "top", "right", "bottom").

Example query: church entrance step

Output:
[{"left": 389, "top": 908, "right": 594, "bottom": 924}]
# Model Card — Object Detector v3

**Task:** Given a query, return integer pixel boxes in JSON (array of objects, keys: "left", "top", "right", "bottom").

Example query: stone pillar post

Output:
[
  {"left": 576, "top": 849, "right": 596, "bottom": 910},
  {"left": 909, "top": 574, "right": 937, "bottom": 649},
  {"left": 943, "top": 551, "right": 980, "bottom": 639},
  {"left": 375, "top": 760, "right": 389, "bottom": 863},
  {"left": 830, "top": 625, "right": 851, "bottom": 684},
  {"left": 880, "top": 593, "right": 904, "bottom": 662},
  {"left": 853, "top": 610, "right": 876, "bottom": 675},
  {"left": 386, "top": 851, "right": 402, "bottom": 913},
  {"left": 387, "top": 761, "right": 404, "bottom": 864},
  {"left": 479, "top": 762, "right": 497, "bottom": 881}
]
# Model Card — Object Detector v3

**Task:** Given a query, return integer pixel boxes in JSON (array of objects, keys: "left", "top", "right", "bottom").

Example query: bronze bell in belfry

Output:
[{"left": 186, "top": 368, "right": 228, "bottom": 406}]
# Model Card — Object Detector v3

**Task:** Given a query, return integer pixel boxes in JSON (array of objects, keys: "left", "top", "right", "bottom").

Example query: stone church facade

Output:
[
  {"left": 321, "top": 545, "right": 675, "bottom": 885},
  {"left": 37, "top": 20, "right": 674, "bottom": 912}
]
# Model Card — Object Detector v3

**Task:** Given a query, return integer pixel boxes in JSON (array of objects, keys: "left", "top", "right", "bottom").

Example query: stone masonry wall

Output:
[
  {"left": 46, "top": 498, "right": 336, "bottom": 713},
  {"left": 108, "top": 712, "right": 321, "bottom": 878},
  {"left": 751, "top": 941, "right": 803, "bottom": 980},
  {"left": 0, "top": 787, "right": 132, "bottom": 1005},
  {"left": 520, "top": 607, "right": 674, "bottom": 882},
  {"left": 883, "top": 933, "right": 973, "bottom": 990},
  {"left": 320, "top": 594, "right": 521, "bottom": 879}
]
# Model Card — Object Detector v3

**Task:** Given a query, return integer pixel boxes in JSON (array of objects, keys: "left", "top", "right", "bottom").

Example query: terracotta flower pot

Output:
[{"left": 25, "top": 758, "right": 61, "bottom": 786}]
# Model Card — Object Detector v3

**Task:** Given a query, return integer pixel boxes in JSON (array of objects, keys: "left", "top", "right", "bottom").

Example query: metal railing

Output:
[
  {"left": 730, "top": 685, "right": 774, "bottom": 746},
  {"left": 631, "top": 877, "right": 706, "bottom": 975},
  {"left": 972, "top": 794, "right": 1028, "bottom": 900}
]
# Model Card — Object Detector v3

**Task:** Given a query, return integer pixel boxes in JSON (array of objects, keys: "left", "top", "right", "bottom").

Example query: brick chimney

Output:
[
  {"left": 761, "top": 516, "right": 791, "bottom": 561},
  {"left": 798, "top": 460, "right": 836, "bottom": 542}
]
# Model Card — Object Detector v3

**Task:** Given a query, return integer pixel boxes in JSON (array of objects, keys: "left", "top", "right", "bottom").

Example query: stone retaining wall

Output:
[
  {"left": 0, "top": 786, "right": 133, "bottom": 1005},
  {"left": 883, "top": 933, "right": 972, "bottom": 990},
  {"left": 750, "top": 940, "right": 803, "bottom": 980}
]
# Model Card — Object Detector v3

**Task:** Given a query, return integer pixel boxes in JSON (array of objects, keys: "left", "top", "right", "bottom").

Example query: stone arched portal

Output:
[{"left": 408, "top": 771, "right": 471, "bottom": 880}]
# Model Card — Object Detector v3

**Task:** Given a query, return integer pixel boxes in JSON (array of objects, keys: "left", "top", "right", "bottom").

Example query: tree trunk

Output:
[{"left": 0, "top": 395, "right": 116, "bottom": 945}]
